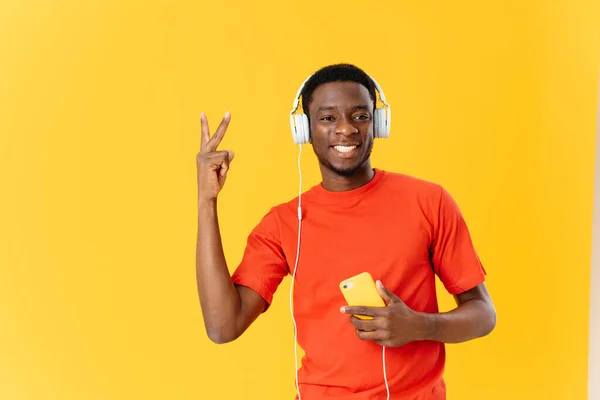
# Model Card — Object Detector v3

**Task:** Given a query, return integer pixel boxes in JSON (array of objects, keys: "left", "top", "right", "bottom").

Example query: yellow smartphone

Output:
[{"left": 339, "top": 272, "right": 386, "bottom": 320}]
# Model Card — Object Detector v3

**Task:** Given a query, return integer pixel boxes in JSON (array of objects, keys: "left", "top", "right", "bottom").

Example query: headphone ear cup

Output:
[
  {"left": 374, "top": 107, "right": 390, "bottom": 138},
  {"left": 293, "top": 113, "right": 310, "bottom": 144}
]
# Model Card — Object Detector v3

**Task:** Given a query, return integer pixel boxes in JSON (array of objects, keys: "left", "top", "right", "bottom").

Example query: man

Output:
[{"left": 196, "top": 64, "right": 496, "bottom": 399}]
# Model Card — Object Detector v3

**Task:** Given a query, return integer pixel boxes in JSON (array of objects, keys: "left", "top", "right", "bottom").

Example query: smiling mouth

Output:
[
  {"left": 332, "top": 145, "right": 359, "bottom": 153},
  {"left": 331, "top": 144, "right": 360, "bottom": 158}
]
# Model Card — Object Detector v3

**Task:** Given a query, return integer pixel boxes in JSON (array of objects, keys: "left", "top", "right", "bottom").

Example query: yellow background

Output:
[{"left": 1, "top": 1, "right": 599, "bottom": 399}]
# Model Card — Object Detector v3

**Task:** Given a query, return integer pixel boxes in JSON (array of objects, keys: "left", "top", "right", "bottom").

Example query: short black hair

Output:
[{"left": 300, "top": 63, "right": 377, "bottom": 117}]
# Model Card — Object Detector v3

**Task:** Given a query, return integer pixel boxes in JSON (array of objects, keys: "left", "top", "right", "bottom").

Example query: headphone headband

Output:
[{"left": 290, "top": 72, "right": 390, "bottom": 116}]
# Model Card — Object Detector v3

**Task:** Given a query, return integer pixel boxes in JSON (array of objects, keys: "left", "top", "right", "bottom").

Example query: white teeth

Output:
[{"left": 334, "top": 145, "right": 357, "bottom": 153}]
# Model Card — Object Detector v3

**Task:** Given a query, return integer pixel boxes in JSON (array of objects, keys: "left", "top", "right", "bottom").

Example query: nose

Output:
[{"left": 335, "top": 116, "right": 358, "bottom": 137}]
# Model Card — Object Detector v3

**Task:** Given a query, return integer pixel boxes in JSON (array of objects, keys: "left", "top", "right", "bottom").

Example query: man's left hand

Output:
[{"left": 340, "top": 280, "right": 431, "bottom": 347}]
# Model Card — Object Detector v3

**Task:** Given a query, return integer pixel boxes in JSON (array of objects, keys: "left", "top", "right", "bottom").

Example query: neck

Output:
[{"left": 320, "top": 162, "right": 375, "bottom": 192}]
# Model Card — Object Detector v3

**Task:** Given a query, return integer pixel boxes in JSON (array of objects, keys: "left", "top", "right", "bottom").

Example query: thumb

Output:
[
  {"left": 219, "top": 150, "right": 235, "bottom": 177},
  {"left": 376, "top": 280, "right": 402, "bottom": 306}
]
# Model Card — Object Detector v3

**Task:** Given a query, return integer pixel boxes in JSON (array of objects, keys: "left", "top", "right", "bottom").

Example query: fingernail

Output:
[
  {"left": 224, "top": 111, "right": 230, "bottom": 119},
  {"left": 340, "top": 307, "right": 346, "bottom": 313},
  {"left": 376, "top": 280, "right": 382, "bottom": 287}
]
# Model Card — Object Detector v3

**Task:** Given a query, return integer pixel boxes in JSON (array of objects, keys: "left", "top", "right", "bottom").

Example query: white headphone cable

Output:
[
  {"left": 289, "top": 143, "right": 303, "bottom": 400},
  {"left": 383, "top": 346, "right": 390, "bottom": 399}
]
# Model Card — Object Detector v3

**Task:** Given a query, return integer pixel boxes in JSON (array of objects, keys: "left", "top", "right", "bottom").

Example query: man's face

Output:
[{"left": 308, "top": 81, "right": 375, "bottom": 177}]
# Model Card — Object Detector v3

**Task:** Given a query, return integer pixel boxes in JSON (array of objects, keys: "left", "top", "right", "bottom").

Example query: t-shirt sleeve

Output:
[
  {"left": 231, "top": 208, "right": 289, "bottom": 311},
  {"left": 430, "top": 185, "right": 486, "bottom": 295}
]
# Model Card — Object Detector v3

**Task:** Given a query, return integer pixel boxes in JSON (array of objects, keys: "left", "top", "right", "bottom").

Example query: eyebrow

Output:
[{"left": 316, "top": 104, "right": 371, "bottom": 112}]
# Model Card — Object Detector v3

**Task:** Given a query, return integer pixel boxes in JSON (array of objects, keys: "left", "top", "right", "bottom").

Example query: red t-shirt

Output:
[{"left": 231, "top": 169, "right": 486, "bottom": 399}]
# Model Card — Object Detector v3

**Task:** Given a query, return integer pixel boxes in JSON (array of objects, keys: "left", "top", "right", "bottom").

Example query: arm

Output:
[
  {"left": 422, "top": 282, "right": 496, "bottom": 343},
  {"left": 196, "top": 112, "right": 266, "bottom": 344},
  {"left": 196, "top": 199, "right": 266, "bottom": 344},
  {"left": 422, "top": 186, "right": 496, "bottom": 343}
]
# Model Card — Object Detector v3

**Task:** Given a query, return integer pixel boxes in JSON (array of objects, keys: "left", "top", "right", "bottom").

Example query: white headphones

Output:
[{"left": 289, "top": 72, "right": 391, "bottom": 144}]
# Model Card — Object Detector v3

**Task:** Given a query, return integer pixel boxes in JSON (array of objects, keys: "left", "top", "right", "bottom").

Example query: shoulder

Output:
[
  {"left": 256, "top": 192, "right": 307, "bottom": 227},
  {"left": 378, "top": 170, "right": 444, "bottom": 198},
  {"left": 376, "top": 170, "right": 457, "bottom": 220}
]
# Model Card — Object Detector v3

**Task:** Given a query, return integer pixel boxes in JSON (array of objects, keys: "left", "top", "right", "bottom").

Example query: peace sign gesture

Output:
[{"left": 197, "top": 112, "right": 235, "bottom": 202}]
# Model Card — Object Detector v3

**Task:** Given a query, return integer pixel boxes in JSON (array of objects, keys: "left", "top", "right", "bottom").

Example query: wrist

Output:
[
  {"left": 417, "top": 311, "right": 437, "bottom": 342},
  {"left": 198, "top": 197, "right": 217, "bottom": 210}
]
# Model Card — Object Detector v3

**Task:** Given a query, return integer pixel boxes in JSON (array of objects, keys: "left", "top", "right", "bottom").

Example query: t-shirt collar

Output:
[{"left": 306, "top": 168, "right": 386, "bottom": 205}]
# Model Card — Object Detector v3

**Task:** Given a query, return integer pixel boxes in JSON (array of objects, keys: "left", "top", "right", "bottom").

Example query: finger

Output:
[
  {"left": 218, "top": 151, "right": 234, "bottom": 177},
  {"left": 201, "top": 150, "right": 232, "bottom": 167},
  {"left": 376, "top": 280, "right": 401, "bottom": 305},
  {"left": 206, "top": 111, "right": 231, "bottom": 151},
  {"left": 355, "top": 328, "right": 385, "bottom": 342},
  {"left": 340, "top": 305, "right": 385, "bottom": 317},
  {"left": 349, "top": 315, "right": 378, "bottom": 331},
  {"left": 219, "top": 150, "right": 235, "bottom": 177},
  {"left": 200, "top": 112, "right": 211, "bottom": 149},
  {"left": 203, "top": 150, "right": 233, "bottom": 160},
  {"left": 373, "top": 339, "right": 392, "bottom": 347}
]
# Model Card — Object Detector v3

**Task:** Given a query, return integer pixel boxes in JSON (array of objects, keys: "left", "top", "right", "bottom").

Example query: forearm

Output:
[
  {"left": 196, "top": 199, "right": 241, "bottom": 343},
  {"left": 421, "top": 298, "right": 496, "bottom": 344}
]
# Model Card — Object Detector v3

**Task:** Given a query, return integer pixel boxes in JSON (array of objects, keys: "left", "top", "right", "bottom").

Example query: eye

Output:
[
  {"left": 355, "top": 114, "right": 370, "bottom": 120},
  {"left": 320, "top": 116, "right": 334, "bottom": 121}
]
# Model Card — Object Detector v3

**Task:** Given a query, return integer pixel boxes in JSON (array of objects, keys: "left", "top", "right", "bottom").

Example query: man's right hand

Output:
[{"left": 197, "top": 112, "right": 235, "bottom": 202}]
